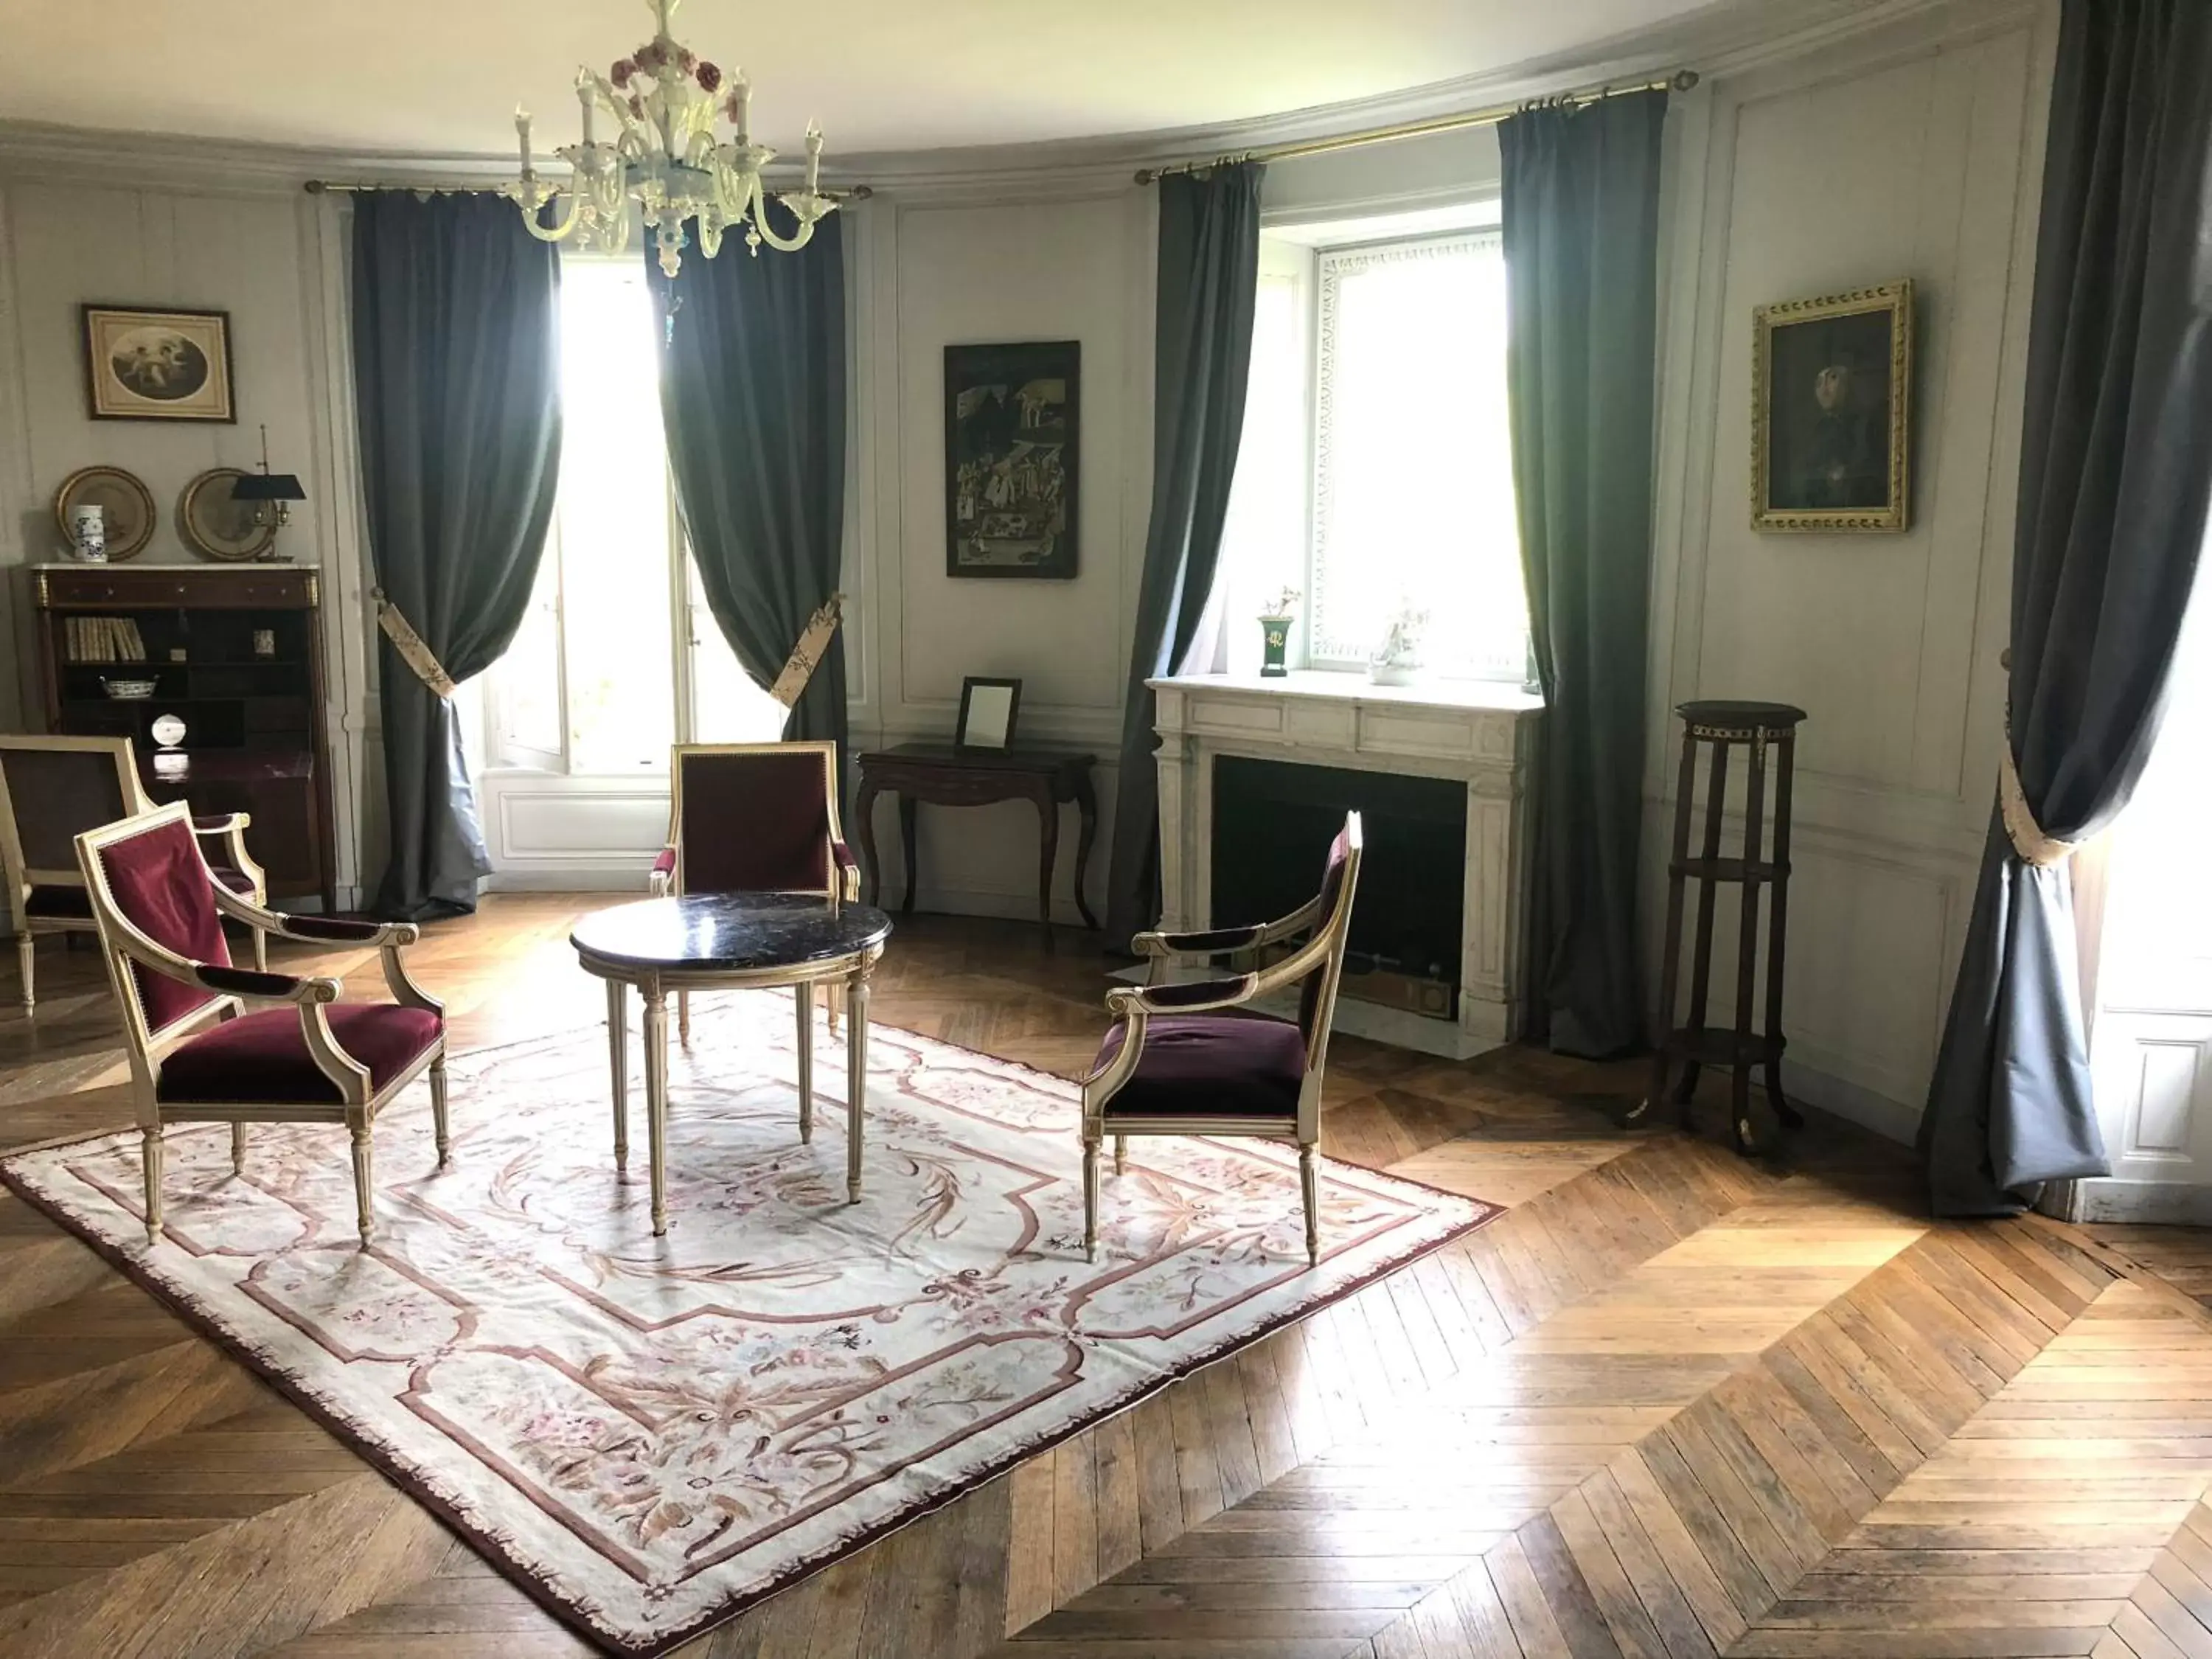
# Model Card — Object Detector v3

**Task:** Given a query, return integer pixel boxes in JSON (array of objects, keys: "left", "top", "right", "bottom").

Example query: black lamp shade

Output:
[{"left": 232, "top": 472, "right": 307, "bottom": 503}]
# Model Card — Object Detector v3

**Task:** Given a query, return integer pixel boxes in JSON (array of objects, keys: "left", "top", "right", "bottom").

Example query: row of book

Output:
[{"left": 65, "top": 616, "right": 148, "bottom": 663}]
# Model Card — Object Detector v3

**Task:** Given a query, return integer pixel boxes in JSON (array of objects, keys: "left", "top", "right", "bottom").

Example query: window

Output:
[
  {"left": 483, "top": 257, "right": 783, "bottom": 778},
  {"left": 1214, "top": 215, "right": 1528, "bottom": 683}
]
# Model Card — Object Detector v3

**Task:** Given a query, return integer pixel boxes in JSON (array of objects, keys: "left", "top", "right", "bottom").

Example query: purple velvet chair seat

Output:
[
  {"left": 158, "top": 1005, "right": 443, "bottom": 1105},
  {"left": 1093, "top": 1013, "right": 1307, "bottom": 1120}
]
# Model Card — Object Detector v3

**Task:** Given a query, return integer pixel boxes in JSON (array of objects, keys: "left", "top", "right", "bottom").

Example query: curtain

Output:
[
  {"left": 1920, "top": 0, "right": 2212, "bottom": 1217},
  {"left": 1500, "top": 89, "right": 1669, "bottom": 1057},
  {"left": 1103, "top": 162, "right": 1265, "bottom": 948},
  {"left": 648, "top": 207, "right": 847, "bottom": 762},
  {"left": 351, "top": 192, "right": 563, "bottom": 919}
]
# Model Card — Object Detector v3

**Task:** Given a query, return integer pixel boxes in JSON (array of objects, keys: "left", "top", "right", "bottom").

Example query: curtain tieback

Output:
[
  {"left": 372, "top": 588, "right": 459, "bottom": 700},
  {"left": 768, "top": 592, "right": 846, "bottom": 709},
  {"left": 1999, "top": 739, "right": 2076, "bottom": 868}
]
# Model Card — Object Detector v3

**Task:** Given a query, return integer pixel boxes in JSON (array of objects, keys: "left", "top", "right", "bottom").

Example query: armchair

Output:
[
  {"left": 74, "top": 803, "right": 447, "bottom": 1247},
  {"left": 1081, "top": 813, "right": 1363, "bottom": 1267},
  {"left": 1, "top": 735, "right": 267, "bottom": 1012},
  {"left": 649, "top": 742, "right": 860, "bottom": 1041}
]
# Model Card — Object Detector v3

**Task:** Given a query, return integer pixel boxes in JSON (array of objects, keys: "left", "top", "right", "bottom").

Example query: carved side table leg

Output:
[
  {"left": 854, "top": 776, "right": 884, "bottom": 908},
  {"left": 605, "top": 977, "right": 629, "bottom": 1173},
  {"left": 1033, "top": 785, "right": 1059, "bottom": 951},
  {"left": 642, "top": 984, "right": 669, "bottom": 1236},
  {"left": 846, "top": 964, "right": 871, "bottom": 1205},
  {"left": 900, "top": 795, "right": 919, "bottom": 917},
  {"left": 1068, "top": 767, "right": 1100, "bottom": 931}
]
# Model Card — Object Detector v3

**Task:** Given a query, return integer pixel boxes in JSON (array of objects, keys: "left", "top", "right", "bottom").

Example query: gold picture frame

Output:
[
  {"left": 1751, "top": 280, "right": 1912, "bottom": 533},
  {"left": 81, "top": 305, "right": 235, "bottom": 422}
]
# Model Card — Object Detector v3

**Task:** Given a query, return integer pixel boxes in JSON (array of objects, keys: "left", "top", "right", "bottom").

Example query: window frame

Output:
[{"left": 1303, "top": 225, "right": 1521, "bottom": 681}]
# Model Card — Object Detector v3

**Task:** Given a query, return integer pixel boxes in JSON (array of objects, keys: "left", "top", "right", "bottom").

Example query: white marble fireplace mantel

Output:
[{"left": 1147, "top": 671, "right": 1544, "bottom": 1060}]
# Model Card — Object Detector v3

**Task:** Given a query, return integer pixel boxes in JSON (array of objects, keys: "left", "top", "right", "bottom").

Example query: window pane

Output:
[
  {"left": 1311, "top": 234, "right": 1526, "bottom": 680},
  {"left": 555, "top": 260, "right": 675, "bottom": 772},
  {"left": 1211, "top": 273, "right": 1307, "bottom": 675},
  {"left": 493, "top": 541, "right": 563, "bottom": 762},
  {"left": 686, "top": 558, "right": 790, "bottom": 744}
]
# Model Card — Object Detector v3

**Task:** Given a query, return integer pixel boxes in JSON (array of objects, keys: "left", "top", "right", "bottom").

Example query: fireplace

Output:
[
  {"left": 1212, "top": 757, "right": 1465, "bottom": 1021},
  {"left": 1148, "top": 670, "right": 1541, "bottom": 1058}
]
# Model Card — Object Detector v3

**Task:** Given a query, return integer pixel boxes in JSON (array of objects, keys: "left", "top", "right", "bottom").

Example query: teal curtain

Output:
[
  {"left": 1500, "top": 89, "right": 1669, "bottom": 1057},
  {"left": 1104, "top": 162, "right": 1265, "bottom": 947},
  {"left": 351, "top": 192, "right": 562, "bottom": 919},
  {"left": 648, "top": 207, "right": 847, "bottom": 762}
]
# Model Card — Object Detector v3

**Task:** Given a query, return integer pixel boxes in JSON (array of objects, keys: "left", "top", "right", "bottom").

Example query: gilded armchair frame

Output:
[
  {"left": 75, "top": 803, "right": 445, "bottom": 1248},
  {"left": 649, "top": 740, "right": 861, "bottom": 1041},
  {"left": 1079, "top": 813, "right": 1363, "bottom": 1268},
  {"left": 1, "top": 734, "right": 267, "bottom": 1011}
]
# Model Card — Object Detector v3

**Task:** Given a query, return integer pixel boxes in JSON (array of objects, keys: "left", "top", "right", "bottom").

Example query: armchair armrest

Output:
[
  {"left": 831, "top": 839, "right": 860, "bottom": 902},
  {"left": 204, "top": 886, "right": 441, "bottom": 1017},
  {"left": 649, "top": 844, "right": 676, "bottom": 897},
  {"left": 1133, "top": 924, "right": 1265, "bottom": 957},
  {"left": 192, "top": 962, "right": 341, "bottom": 1004},
  {"left": 1105, "top": 973, "right": 1260, "bottom": 1018},
  {"left": 190, "top": 812, "right": 265, "bottom": 897}
]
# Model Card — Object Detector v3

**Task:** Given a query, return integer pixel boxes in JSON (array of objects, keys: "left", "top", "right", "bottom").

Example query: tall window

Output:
[
  {"left": 484, "top": 257, "right": 782, "bottom": 775},
  {"left": 1215, "top": 218, "right": 1528, "bottom": 683}
]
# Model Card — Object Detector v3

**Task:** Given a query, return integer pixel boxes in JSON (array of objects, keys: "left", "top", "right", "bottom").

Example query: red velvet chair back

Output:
[
  {"left": 1297, "top": 817, "right": 1363, "bottom": 1051},
  {"left": 674, "top": 745, "right": 838, "bottom": 895},
  {"left": 1, "top": 741, "right": 131, "bottom": 881},
  {"left": 89, "top": 813, "right": 231, "bottom": 1032}
]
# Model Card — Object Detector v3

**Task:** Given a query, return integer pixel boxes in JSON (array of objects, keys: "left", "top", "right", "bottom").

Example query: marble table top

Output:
[{"left": 570, "top": 893, "right": 891, "bottom": 975}]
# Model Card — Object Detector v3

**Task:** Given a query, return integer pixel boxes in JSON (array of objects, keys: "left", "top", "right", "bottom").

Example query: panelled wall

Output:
[{"left": 1644, "top": 0, "right": 2053, "bottom": 1140}]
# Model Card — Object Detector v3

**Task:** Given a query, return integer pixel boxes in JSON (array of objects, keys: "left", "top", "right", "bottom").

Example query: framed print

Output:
[
  {"left": 955, "top": 676, "right": 1022, "bottom": 751},
  {"left": 82, "top": 305, "right": 236, "bottom": 422},
  {"left": 1751, "top": 280, "right": 1911, "bottom": 532},
  {"left": 945, "top": 341, "right": 1077, "bottom": 579}
]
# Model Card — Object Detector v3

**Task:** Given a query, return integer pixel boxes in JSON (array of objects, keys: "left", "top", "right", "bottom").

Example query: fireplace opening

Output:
[{"left": 1211, "top": 755, "right": 1465, "bottom": 1021}]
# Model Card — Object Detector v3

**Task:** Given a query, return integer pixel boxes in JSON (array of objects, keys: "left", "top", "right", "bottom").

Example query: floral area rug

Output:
[{"left": 0, "top": 996, "right": 1499, "bottom": 1654}]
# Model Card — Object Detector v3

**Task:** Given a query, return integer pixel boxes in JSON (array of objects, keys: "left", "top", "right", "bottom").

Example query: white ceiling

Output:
[{"left": 0, "top": 0, "right": 1722, "bottom": 162}]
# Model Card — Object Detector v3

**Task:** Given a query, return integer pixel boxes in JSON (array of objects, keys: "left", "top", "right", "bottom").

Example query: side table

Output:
[{"left": 853, "top": 745, "right": 1099, "bottom": 944}]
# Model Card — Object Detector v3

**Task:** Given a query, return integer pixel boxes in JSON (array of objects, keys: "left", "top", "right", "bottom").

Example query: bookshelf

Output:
[{"left": 31, "top": 564, "right": 337, "bottom": 910}]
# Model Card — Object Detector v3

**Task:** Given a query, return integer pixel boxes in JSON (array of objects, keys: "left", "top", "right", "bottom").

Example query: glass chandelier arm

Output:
[
  {"left": 752, "top": 192, "right": 824, "bottom": 251},
  {"left": 517, "top": 189, "right": 588, "bottom": 242}
]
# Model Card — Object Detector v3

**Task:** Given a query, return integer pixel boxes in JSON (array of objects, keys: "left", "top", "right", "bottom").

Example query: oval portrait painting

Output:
[
  {"left": 82, "top": 305, "right": 234, "bottom": 422},
  {"left": 109, "top": 327, "right": 210, "bottom": 401}
]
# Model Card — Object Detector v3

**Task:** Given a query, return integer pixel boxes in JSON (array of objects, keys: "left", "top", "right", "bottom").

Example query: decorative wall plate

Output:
[
  {"left": 178, "top": 467, "right": 276, "bottom": 562},
  {"left": 52, "top": 465, "right": 156, "bottom": 560}
]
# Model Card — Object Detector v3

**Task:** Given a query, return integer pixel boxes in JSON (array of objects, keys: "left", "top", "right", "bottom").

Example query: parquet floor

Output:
[{"left": 3, "top": 897, "right": 2211, "bottom": 1659}]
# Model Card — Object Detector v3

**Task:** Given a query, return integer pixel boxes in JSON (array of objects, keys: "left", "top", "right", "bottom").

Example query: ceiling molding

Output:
[{"left": 0, "top": 0, "right": 1988, "bottom": 203}]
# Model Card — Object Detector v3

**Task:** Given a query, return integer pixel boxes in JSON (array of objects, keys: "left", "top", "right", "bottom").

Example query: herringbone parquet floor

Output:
[{"left": 3, "top": 897, "right": 2211, "bottom": 1659}]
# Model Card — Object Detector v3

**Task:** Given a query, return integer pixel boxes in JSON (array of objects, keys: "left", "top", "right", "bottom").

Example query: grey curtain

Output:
[
  {"left": 1500, "top": 90, "right": 1668, "bottom": 1057},
  {"left": 351, "top": 192, "right": 562, "bottom": 919},
  {"left": 1921, "top": 0, "right": 2212, "bottom": 1216},
  {"left": 1104, "top": 162, "right": 1265, "bottom": 948},
  {"left": 648, "top": 207, "right": 847, "bottom": 760}
]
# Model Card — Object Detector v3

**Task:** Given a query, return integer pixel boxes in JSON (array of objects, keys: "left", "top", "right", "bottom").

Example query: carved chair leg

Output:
[
  {"left": 1114, "top": 1134, "right": 1127, "bottom": 1177},
  {"left": 1082, "top": 1135, "right": 1102, "bottom": 1262},
  {"left": 17, "top": 933, "right": 33, "bottom": 1012},
  {"left": 678, "top": 990, "right": 691, "bottom": 1045},
  {"left": 349, "top": 1121, "right": 374, "bottom": 1248},
  {"left": 430, "top": 1056, "right": 451, "bottom": 1166},
  {"left": 142, "top": 1126, "right": 163, "bottom": 1242},
  {"left": 1299, "top": 1142, "right": 1320, "bottom": 1269},
  {"left": 827, "top": 981, "right": 844, "bottom": 1035},
  {"left": 231, "top": 1122, "right": 246, "bottom": 1174},
  {"left": 795, "top": 983, "right": 815, "bottom": 1144},
  {"left": 251, "top": 927, "right": 268, "bottom": 975}
]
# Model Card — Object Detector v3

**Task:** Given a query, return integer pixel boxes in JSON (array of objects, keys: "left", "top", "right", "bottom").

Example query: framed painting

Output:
[
  {"left": 945, "top": 341, "right": 1078, "bottom": 579},
  {"left": 82, "top": 305, "right": 236, "bottom": 422},
  {"left": 1751, "top": 280, "right": 1911, "bottom": 532}
]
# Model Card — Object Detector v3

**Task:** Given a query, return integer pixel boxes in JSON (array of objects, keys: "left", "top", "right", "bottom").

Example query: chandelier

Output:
[{"left": 502, "top": 0, "right": 837, "bottom": 277}]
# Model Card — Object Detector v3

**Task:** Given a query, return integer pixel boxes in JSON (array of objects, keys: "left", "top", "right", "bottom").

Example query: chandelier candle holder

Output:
[{"left": 501, "top": 0, "right": 838, "bottom": 277}]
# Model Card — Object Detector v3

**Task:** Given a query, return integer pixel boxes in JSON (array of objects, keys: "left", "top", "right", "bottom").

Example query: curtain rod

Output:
[
  {"left": 1133, "top": 69, "right": 1697, "bottom": 186},
  {"left": 303, "top": 178, "right": 873, "bottom": 201}
]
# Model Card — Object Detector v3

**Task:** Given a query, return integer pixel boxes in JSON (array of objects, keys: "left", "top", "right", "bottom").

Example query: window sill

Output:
[{"left": 1148, "top": 668, "right": 1545, "bottom": 714}]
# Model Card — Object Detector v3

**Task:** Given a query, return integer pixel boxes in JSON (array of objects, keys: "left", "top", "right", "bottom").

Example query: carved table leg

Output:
[
  {"left": 1068, "top": 767, "right": 1100, "bottom": 931},
  {"left": 846, "top": 964, "right": 871, "bottom": 1205},
  {"left": 643, "top": 984, "right": 669, "bottom": 1236},
  {"left": 795, "top": 981, "right": 815, "bottom": 1144},
  {"left": 900, "top": 795, "right": 919, "bottom": 917},
  {"left": 606, "top": 977, "right": 629, "bottom": 1173},
  {"left": 854, "top": 776, "right": 884, "bottom": 908},
  {"left": 1034, "top": 785, "right": 1059, "bottom": 950}
]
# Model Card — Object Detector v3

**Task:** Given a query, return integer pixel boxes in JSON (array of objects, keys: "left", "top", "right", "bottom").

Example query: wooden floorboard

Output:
[{"left": 4, "top": 900, "right": 2212, "bottom": 1658}]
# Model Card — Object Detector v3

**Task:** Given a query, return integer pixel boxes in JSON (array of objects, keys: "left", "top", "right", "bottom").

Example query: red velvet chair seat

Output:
[
  {"left": 1094, "top": 1013, "right": 1307, "bottom": 1120},
  {"left": 158, "top": 1006, "right": 444, "bottom": 1105}
]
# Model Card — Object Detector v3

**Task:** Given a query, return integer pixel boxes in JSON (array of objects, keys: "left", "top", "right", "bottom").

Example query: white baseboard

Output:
[
  {"left": 2054, "top": 1179, "right": 2212, "bottom": 1225},
  {"left": 476, "top": 872, "right": 1097, "bottom": 930}
]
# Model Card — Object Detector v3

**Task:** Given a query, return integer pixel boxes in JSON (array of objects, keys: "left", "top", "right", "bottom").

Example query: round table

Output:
[{"left": 571, "top": 893, "right": 893, "bottom": 1235}]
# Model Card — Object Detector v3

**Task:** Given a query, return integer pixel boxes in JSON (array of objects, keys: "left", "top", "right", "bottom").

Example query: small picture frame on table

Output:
[{"left": 955, "top": 677, "right": 1022, "bottom": 753}]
